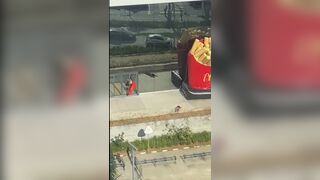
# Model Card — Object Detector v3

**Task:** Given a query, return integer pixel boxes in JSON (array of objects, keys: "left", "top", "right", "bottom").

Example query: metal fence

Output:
[
  {"left": 136, "top": 156, "right": 177, "bottom": 166},
  {"left": 113, "top": 155, "right": 126, "bottom": 170},
  {"left": 180, "top": 152, "right": 211, "bottom": 161}
]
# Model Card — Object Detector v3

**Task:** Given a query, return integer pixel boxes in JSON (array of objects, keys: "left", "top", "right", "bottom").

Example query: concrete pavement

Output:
[
  {"left": 110, "top": 89, "right": 211, "bottom": 121},
  {"left": 116, "top": 145, "right": 211, "bottom": 180}
]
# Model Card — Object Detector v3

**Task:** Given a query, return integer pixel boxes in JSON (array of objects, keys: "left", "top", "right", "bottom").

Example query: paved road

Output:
[
  {"left": 110, "top": 32, "right": 173, "bottom": 47},
  {"left": 110, "top": 3, "right": 204, "bottom": 22},
  {"left": 109, "top": 2, "right": 207, "bottom": 48},
  {"left": 116, "top": 145, "right": 211, "bottom": 180},
  {"left": 138, "top": 71, "right": 177, "bottom": 93}
]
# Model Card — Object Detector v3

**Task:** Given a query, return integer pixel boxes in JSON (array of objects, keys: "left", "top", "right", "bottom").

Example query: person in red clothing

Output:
[
  {"left": 58, "top": 57, "right": 88, "bottom": 104},
  {"left": 127, "top": 78, "right": 139, "bottom": 96}
]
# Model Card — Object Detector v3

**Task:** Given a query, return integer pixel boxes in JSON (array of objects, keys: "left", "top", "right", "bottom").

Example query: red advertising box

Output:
[
  {"left": 249, "top": 0, "right": 320, "bottom": 90},
  {"left": 177, "top": 38, "right": 204, "bottom": 79},
  {"left": 187, "top": 53, "right": 211, "bottom": 90},
  {"left": 177, "top": 28, "right": 211, "bottom": 80},
  {"left": 177, "top": 41, "right": 191, "bottom": 79}
]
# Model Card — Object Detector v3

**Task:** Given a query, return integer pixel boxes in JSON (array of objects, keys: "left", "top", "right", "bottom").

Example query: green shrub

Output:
[
  {"left": 110, "top": 45, "right": 174, "bottom": 56},
  {"left": 110, "top": 132, "right": 129, "bottom": 152},
  {"left": 165, "top": 124, "right": 193, "bottom": 145},
  {"left": 111, "top": 127, "right": 211, "bottom": 153},
  {"left": 192, "top": 131, "right": 211, "bottom": 144},
  {"left": 109, "top": 150, "right": 119, "bottom": 180}
]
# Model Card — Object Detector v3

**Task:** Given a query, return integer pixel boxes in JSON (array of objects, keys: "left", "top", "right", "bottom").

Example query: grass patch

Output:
[
  {"left": 110, "top": 45, "right": 175, "bottom": 56},
  {"left": 110, "top": 124, "right": 211, "bottom": 153}
]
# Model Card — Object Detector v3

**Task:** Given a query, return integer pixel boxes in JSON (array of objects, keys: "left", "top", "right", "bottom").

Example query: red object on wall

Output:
[
  {"left": 249, "top": 0, "right": 320, "bottom": 90},
  {"left": 177, "top": 43, "right": 188, "bottom": 79},
  {"left": 187, "top": 53, "right": 211, "bottom": 90},
  {"left": 177, "top": 38, "right": 196, "bottom": 79},
  {"left": 59, "top": 60, "right": 87, "bottom": 103},
  {"left": 127, "top": 80, "right": 137, "bottom": 96},
  {"left": 177, "top": 36, "right": 208, "bottom": 79}
]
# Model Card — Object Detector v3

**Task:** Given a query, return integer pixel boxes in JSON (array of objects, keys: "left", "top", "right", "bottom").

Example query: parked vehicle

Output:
[
  {"left": 146, "top": 34, "right": 173, "bottom": 48},
  {"left": 110, "top": 27, "right": 136, "bottom": 45}
]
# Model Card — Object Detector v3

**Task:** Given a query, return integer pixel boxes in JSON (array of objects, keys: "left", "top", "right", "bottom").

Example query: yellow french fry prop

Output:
[
  {"left": 204, "top": 37, "right": 209, "bottom": 48},
  {"left": 195, "top": 48, "right": 207, "bottom": 58},
  {"left": 190, "top": 39, "right": 200, "bottom": 54},
  {"left": 194, "top": 42, "right": 204, "bottom": 54},
  {"left": 189, "top": 37, "right": 212, "bottom": 66},
  {"left": 203, "top": 55, "right": 211, "bottom": 65},
  {"left": 198, "top": 53, "right": 206, "bottom": 62}
]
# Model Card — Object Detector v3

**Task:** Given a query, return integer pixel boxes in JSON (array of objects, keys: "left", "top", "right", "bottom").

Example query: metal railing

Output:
[
  {"left": 127, "top": 142, "right": 143, "bottom": 180},
  {"left": 114, "top": 156, "right": 126, "bottom": 170},
  {"left": 180, "top": 152, "right": 211, "bottom": 161},
  {"left": 136, "top": 156, "right": 177, "bottom": 166}
]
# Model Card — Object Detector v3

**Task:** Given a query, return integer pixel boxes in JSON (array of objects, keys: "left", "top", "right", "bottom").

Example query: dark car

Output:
[
  {"left": 110, "top": 28, "right": 136, "bottom": 44},
  {"left": 145, "top": 34, "right": 173, "bottom": 48}
]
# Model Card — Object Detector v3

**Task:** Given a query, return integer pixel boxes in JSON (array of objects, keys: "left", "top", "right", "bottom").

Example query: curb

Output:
[
  {"left": 110, "top": 109, "right": 211, "bottom": 127},
  {"left": 115, "top": 144, "right": 211, "bottom": 157}
]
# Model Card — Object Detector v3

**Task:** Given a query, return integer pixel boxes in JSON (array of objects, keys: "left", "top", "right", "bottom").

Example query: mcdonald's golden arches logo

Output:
[{"left": 203, "top": 73, "right": 211, "bottom": 83}]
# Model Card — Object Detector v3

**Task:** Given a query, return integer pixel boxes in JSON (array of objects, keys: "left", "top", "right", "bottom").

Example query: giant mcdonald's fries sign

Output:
[{"left": 187, "top": 37, "right": 212, "bottom": 90}]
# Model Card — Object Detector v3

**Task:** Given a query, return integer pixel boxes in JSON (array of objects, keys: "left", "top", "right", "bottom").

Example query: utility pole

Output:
[{"left": 145, "top": 126, "right": 154, "bottom": 153}]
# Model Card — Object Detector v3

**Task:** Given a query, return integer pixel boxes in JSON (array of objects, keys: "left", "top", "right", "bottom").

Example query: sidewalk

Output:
[
  {"left": 117, "top": 145, "right": 211, "bottom": 180},
  {"left": 110, "top": 89, "right": 211, "bottom": 121}
]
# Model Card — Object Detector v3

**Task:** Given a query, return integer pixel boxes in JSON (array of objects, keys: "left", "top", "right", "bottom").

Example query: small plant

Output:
[
  {"left": 109, "top": 150, "right": 119, "bottom": 180},
  {"left": 110, "top": 132, "right": 128, "bottom": 152},
  {"left": 165, "top": 124, "right": 193, "bottom": 145}
]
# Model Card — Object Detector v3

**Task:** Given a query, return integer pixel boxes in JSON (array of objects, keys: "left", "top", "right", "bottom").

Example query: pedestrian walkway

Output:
[
  {"left": 110, "top": 89, "right": 211, "bottom": 121},
  {"left": 117, "top": 145, "right": 211, "bottom": 180}
]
